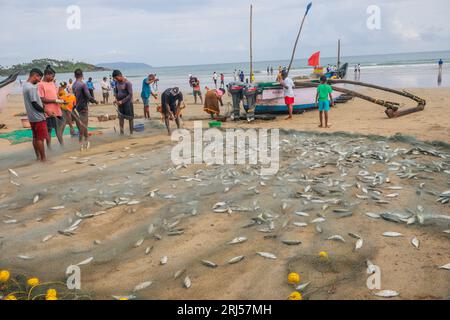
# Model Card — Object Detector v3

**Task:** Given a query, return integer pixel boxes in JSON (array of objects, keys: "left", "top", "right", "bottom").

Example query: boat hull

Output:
[{"left": 244, "top": 86, "right": 342, "bottom": 114}]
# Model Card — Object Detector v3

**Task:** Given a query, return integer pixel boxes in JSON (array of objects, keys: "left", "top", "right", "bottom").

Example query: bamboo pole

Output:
[
  {"left": 250, "top": 5, "right": 253, "bottom": 83},
  {"left": 337, "top": 39, "right": 341, "bottom": 69},
  {"left": 287, "top": 3, "right": 312, "bottom": 76}
]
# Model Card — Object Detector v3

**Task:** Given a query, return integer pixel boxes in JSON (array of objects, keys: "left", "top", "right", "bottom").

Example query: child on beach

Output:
[{"left": 315, "top": 75, "right": 334, "bottom": 128}]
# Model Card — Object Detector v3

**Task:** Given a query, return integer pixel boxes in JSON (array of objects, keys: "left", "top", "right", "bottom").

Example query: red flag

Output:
[{"left": 308, "top": 51, "right": 320, "bottom": 67}]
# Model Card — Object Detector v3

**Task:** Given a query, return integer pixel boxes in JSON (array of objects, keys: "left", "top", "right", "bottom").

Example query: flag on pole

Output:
[
  {"left": 308, "top": 51, "right": 320, "bottom": 67},
  {"left": 306, "top": 2, "right": 313, "bottom": 15}
]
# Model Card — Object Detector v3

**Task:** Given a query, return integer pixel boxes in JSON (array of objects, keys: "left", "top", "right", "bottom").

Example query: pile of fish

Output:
[{"left": 1, "top": 132, "right": 449, "bottom": 299}]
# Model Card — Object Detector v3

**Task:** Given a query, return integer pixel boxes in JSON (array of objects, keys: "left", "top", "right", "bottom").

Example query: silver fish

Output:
[
  {"left": 228, "top": 237, "right": 247, "bottom": 245},
  {"left": 374, "top": 290, "right": 399, "bottom": 298},
  {"left": 295, "top": 282, "right": 310, "bottom": 292},
  {"left": 42, "top": 235, "right": 54, "bottom": 242},
  {"left": 77, "top": 257, "right": 94, "bottom": 266},
  {"left": 256, "top": 252, "right": 277, "bottom": 260},
  {"left": 134, "top": 239, "right": 144, "bottom": 248},
  {"left": 294, "top": 211, "right": 309, "bottom": 217},
  {"left": 174, "top": 269, "right": 186, "bottom": 279},
  {"left": 411, "top": 237, "right": 420, "bottom": 249},
  {"left": 439, "top": 263, "right": 450, "bottom": 270},
  {"left": 201, "top": 260, "right": 218, "bottom": 268},
  {"left": 228, "top": 256, "right": 245, "bottom": 265},
  {"left": 382, "top": 232, "right": 403, "bottom": 237},
  {"left": 365, "top": 212, "right": 381, "bottom": 219},
  {"left": 183, "top": 276, "right": 192, "bottom": 288},
  {"left": 355, "top": 238, "right": 364, "bottom": 250},
  {"left": 293, "top": 222, "right": 308, "bottom": 228},
  {"left": 327, "top": 235, "right": 346, "bottom": 242},
  {"left": 311, "top": 217, "right": 326, "bottom": 224},
  {"left": 160, "top": 256, "right": 168, "bottom": 265},
  {"left": 133, "top": 281, "right": 152, "bottom": 292},
  {"left": 282, "top": 240, "right": 302, "bottom": 246},
  {"left": 33, "top": 195, "right": 40, "bottom": 204},
  {"left": 8, "top": 168, "right": 19, "bottom": 177}
]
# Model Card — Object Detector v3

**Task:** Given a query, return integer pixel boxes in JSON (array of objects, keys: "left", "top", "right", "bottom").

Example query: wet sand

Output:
[{"left": 0, "top": 88, "right": 449, "bottom": 300}]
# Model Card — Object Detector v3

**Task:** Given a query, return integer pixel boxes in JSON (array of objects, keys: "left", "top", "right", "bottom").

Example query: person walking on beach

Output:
[
  {"left": 113, "top": 70, "right": 134, "bottom": 135},
  {"left": 38, "top": 65, "right": 65, "bottom": 148},
  {"left": 87, "top": 77, "right": 95, "bottom": 99},
  {"left": 270, "top": 66, "right": 274, "bottom": 75},
  {"left": 58, "top": 82, "right": 77, "bottom": 136},
  {"left": 73, "top": 69, "right": 99, "bottom": 150},
  {"left": 141, "top": 74, "right": 157, "bottom": 119},
  {"left": 233, "top": 69, "right": 238, "bottom": 81},
  {"left": 101, "top": 77, "right": 111, "bottom": 104},
  {"left": 23, "top": 68, "right": 47, "bottom": 162},
  {"left": 280, "top": 69, "right": 295, "bottom": 120},
  {"left": 213, "top": 72, "right": 218, "bottom": 88},
  {"left": 192, "top": 77, "right": 203, "bottom": 104},
  {"left": 315, "top": 75, "right": 334, "bottom": 129},
  {"left": 438, "top": 59, "right": 443, "bottom": 72},
  {"left": 357, "top": 64, "right": 361, "bottom": 73},
  {"left": 220, "top": 73, "right": 225, "bottom": 88},
  {"left": 161, "top": 87, "right": 183, "bottom": 135},
  {"left": 239, "top": 70, "right": 245, "bottom": 82}
]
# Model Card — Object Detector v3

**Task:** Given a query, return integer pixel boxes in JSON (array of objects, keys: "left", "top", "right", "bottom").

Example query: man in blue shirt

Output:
[
  {"left": 439, "top": 59, "right": 444, "bottom": 72},
  {"left": 87, "top": 77, "right": 95, "bottom": 99},
  {"left": 141, "top": 74, "right": 158, "bottom": 119}
]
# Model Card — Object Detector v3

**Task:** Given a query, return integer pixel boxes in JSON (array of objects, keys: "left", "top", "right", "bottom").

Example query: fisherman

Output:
[
  {"left": 357, "top": 64, "right": 361, "bottom": 73},
  {"left": 213, "top": 72, "right": 218, "bottom": 88},
  {"left": 101, "top": 77, "right": 111, "bottom": 104},
  {"left": 438, "top": 59, "right": 443, "bottom": 72},
  {"left": 192, "top": 77, "right": 203, "bottom": 104},
  {"left": 280, "top": 69, "right": 295, "bottom": 120},
  {"left": 161, "top": 87, "right": 183, "bottom": 135},
  {"left": 87, "top": 77, "right": 95, "bottom": 99},
  {"left": 233, "top": 69, "right": 238, "bottom": 81},
  {"left": 23, "top": 68, "right": 47, "bottom": 162},
  {"left": 113, "top": 70, "right": 134, "bottom": 135},
  {"left": 315, "top": 75, "right": 334, "bottom": 129},
  {"left": 239, "top": 70, "right": 245, "bottom": 82},
  {"left": 73, "top": 68, "right": 99, "bottom": 150},
  {"left": 220, "top": 73, "right": 225, "bottom": 88},
  {"left": 38, "top": 65, "right": 65, "bottom": 148},
  {"left": 204, "top": 87, "right": 225, "bottom": 119},
  {"left": 270, "top": 66, "right": 274, "bottom": 75},
  {"left": 141, "top": 74, "right": 158, "bottom": 119},
  {"left": 58, "top": 82, "right": 77, "bottom": 136}
]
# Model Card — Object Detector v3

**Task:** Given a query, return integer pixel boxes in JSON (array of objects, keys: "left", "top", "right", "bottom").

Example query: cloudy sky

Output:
[{"left": 0, "top": 0, "right": 449, "bottom": 67}]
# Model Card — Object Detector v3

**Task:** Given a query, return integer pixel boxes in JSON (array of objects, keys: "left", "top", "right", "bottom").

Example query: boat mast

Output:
[
  {"left": 337, "top": 39, "right": 341, "bottom": 69},
  {"left": 250, "top": 4, "right": 253, "bottom": 83}
]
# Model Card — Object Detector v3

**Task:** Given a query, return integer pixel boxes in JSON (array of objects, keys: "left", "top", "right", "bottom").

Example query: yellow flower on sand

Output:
[
  {"left": 287, "top": 272, "right": 301, "bottom": 284},
  {"left": 27, "top": 277, "right": 40, "bottom": 287},
  {"left": 319, "top": 251, "right": 329, "bottom": 259},
  {"left": 4, "top": 295, "right": 18, "bottom": 300},
  {"left": 288, "top": 291, "right": 303, "bottom": 300},
  {"left": 45, "top": 289, "right": 58, "bottom": 300},
  {"left": 0, "top": 270, "right": 10, "bottom": 282}
]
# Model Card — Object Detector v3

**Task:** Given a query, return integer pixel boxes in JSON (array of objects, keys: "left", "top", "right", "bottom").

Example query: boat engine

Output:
[
  {"left": 243, "top": 84, "right": 261, "bottom": 122},
  {"left": 227, "top": 82, "right": 245, "bottom": 120}
]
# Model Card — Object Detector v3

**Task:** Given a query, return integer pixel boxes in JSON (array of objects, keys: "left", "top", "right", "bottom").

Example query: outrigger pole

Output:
[
  {"left": 293, "top": 79, "right": 426, "bottom": 118},
  {"left": 287, "top": 2, "right": 313, "bottom": 76}
]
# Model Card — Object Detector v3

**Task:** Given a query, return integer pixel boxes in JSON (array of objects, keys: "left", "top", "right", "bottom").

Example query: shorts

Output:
[
  {"left": 141, "top": 96, "right": 149, "bottom": 107},
  {"left": 118, "top": 101, "right": 134, "bottom": 119},
  {"left": 46, "top": 116, "right": 63, "bottom": 130},
  {"left": 162, "top": 103, "right": 177, "bottom": 115},
  {"left": 318, "top": 100, "right": 330, "bottom": 112},
  {"left": 30, "top": 121, "right": 49, "bottom": 141},
  {"left": 103, "top": 92, "right": 109, "bottom": 99},
  {"left": 193, "top": 90, "right": 201, "bottom": 97},
  {"left": 284, "top": 96, "right": 295, "bottom": 105}
]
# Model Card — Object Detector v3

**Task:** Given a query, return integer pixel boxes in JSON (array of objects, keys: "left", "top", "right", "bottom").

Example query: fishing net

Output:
[{"left": 0, "top": 127, "right": 101, "bottom": 145}]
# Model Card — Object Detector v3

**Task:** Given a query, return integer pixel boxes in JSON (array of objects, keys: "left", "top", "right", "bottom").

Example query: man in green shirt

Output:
[{"left": 315, "top": 75, "right": 334, "bottom": 128}]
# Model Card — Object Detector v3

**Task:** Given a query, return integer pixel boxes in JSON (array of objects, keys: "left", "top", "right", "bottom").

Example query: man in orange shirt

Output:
[{"left": 38, "top": 65, "right": 65, "bottom": 147}]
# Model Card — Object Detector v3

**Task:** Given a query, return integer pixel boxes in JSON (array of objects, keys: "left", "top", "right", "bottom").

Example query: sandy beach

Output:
[{"left": 0, "top": 87, "right": 449, "bottom": 300}]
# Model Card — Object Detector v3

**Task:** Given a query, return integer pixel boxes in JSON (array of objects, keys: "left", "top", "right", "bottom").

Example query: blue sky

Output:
[{"left": 0, "top": 0, "right": 449, "bottom": 67}]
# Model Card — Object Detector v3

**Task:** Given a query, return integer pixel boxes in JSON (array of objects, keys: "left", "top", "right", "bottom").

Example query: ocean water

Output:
[{"left": 4, "top": 50, "right": 450, "bottom": 95}]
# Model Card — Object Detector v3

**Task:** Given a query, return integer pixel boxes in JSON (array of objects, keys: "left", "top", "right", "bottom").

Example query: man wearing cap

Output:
[{"left": 161, "top": 87, "right": 183, "bottom": 135}]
